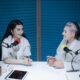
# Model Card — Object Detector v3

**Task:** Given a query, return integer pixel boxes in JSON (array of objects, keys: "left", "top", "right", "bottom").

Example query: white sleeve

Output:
[
  {"left": 23, "top": 46, "right": 31, "bottom": 56},
  {"left": 55, "top": 39, "right": 65, "bottom": 61},
  {"left": 72, "top": 54, "right": 80, "bottom": 70},
  {"left": 64, "top": 62, "right": 72, "bottom": 71},
  {"left": 23, "top": 39, "right": 31, "bottom": 56},
  {"left": 2, "top": 44, "right": 11, "bottom": 60},
  {"left": 55, "top": 52, "right": 65, "bottom": 61},
  {"left": 1, "top": 36, "right": 14, "bottom": 60},
  {"left": 15, "top": 38, "right": 31, "bottom": 59},
  {"left": 64, "top": 62, "right": 80, "bottom": 71}
]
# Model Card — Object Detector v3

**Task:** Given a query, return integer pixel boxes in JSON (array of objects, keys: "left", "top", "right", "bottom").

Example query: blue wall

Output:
[
  {"left": 0, "top": 0, "right": 37, "bottom": 60},
  {"left": 0, "top": 0, "right": 80, "bottom": 61},
  {"left": 42, "top": 0, "right": 80, "bottom": 60}
]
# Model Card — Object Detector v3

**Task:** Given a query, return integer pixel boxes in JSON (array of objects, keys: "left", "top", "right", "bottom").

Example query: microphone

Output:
[
  {"left": 63, "top": 47, "right": 72, "bottom": 53},
  {"left": 61, "top": 45, "right": 80, "bottom": 72},
  {"left": 61, "top": 44, "right": 80, "bottom": 55},
  {"left": 63, "top": 46, "right": 79, "bottom": 55},
  {"left": 61, "top": 45, "right": 74, "bottom": 55},
  {"left": 10, "top": 38, "right": 20, "bottom": 47},
  {"left": 2, "top": 38, "right": 20, "bottom": 48}
]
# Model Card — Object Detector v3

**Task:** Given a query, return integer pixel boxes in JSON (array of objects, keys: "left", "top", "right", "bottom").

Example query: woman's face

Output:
[
  {"left": 62, "top": 26, "right": 76, "bottom": 41},
  {"left": 11, "top": 25, "right": 23, "bottom": 38}
]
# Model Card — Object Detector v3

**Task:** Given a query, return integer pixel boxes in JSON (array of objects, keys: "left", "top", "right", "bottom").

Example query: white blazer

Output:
[
  {"left": 55, "top": 39, "right": 80, "bottom": 71},
  {"left": 2, "top": 35, "right": 31, "bottom": 60}
]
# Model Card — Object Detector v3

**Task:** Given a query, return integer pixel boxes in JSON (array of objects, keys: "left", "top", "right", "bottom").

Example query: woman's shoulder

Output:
[
  {"left": 21, "top": 36, "right": 30, "bottom": 44},
  {"left": 21, "top": 36, "right": 28, "bottom": 41},
  {"left": 3, "top": 35, "right": 12, "bottom": 42},
  {"left": 74, "top": 39, "right": 80, "bottom": 49},
  {"left": 76, "top": 39, "right": 80, "bottom": 44}
]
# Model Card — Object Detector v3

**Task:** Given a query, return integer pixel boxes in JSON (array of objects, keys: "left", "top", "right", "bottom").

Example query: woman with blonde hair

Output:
[{"left": 47, "top": 21, "right": 80, "bottom": 71}]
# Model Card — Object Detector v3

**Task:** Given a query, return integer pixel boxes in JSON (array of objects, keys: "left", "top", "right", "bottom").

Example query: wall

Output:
[
  {"left": 0, "top": 0, "right": 36, "bottom": 60},
  {"left": 0, "top": 0, "right": 80, "bottom": 61},
  {"left": 42, "top": 0, "right": 80, "bottom": 60}
]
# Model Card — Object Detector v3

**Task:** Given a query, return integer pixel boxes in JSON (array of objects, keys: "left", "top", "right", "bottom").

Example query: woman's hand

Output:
[
  {"left": 47, "top": 56, "right": 64, "bottom": 68},
  {"left": 23, "top": 57, "right": 32, "bottom": 66},
  {"left": 53, "top": 60, "right": 64, "bottom": 69},
  {"left": 47, "top": 56, "right": 56, "bottom": 66}
]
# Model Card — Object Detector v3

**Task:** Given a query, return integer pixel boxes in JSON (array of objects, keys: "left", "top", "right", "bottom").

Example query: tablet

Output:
[{"left": 5, "top": 70, "right": 28, "bottom": 80}]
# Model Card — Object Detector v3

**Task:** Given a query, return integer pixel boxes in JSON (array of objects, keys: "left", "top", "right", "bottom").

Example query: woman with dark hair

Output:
[
  {"left": 47, "top": 21, "right": 80, "bottom": 71},
  {"left": 1, "top": 19, "right": 32, "bottom": 65}
]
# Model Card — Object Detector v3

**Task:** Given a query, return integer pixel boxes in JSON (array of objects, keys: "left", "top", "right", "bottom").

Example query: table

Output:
[
  {"left": 65, "top": 72, "right": 80, "bottom": 80},
  {"left": 0, "top": 61, "right": 79, "bottom": 80}
]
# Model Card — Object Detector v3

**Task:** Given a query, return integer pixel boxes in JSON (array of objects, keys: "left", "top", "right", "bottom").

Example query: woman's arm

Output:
[
  {"left": 23, "top": 38, "right": 31, "bottom": 57},
  {"left": 3, "top": 58, "right": 32, "bottom": 66}
]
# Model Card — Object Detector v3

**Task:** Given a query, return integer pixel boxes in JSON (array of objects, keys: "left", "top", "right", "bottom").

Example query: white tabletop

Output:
[
  {"left": 0, "top": 61, "right": 79, "bottom": 80},
  {"left": 65, "top": 72, "right": 80, "bottom": 80}
]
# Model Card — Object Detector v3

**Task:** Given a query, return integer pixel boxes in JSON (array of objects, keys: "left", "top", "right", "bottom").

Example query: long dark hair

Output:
[
  {"left": 1, "top": 19, "right": 27, "bottom": 42},
  {"left": 0, "top": 19, "right": 27, "bottom": 60},
  {"left": 65, "top": 21, "right": 80, "bottom": 40}
]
